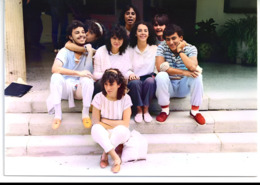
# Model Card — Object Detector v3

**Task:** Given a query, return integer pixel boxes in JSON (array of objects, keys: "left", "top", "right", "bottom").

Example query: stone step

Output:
[
  {"left": 5, "top": 133, "right": 257, "bottom": 157},
  {"left": 5, "top": 110, "right": 257, "bottom": 136},
  {"left": 4, "top": 90, "right": 257, "bottom": 113}
]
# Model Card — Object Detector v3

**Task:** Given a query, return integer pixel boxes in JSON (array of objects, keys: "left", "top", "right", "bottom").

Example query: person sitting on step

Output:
[
  {"left": 91, "top": 68, "right": 132, "bottom": 173},
  {"left": 155, "top": 24, "right": 205, "bottom": 125},
  {"left": 46, "top": 20, "right": 94, "bottom": 130}
]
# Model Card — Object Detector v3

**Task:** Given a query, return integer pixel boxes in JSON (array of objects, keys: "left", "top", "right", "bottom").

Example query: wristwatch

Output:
[{"left": 178, "top": 50, "right": 185, "bottom": 54}]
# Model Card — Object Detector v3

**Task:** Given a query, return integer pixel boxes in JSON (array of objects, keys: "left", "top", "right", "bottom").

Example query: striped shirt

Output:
[
  {"left": 156, "top": 41, "right": 197, "bottom": 78},
  {"left": 92, "top": 92, "right": 132, "bottom": 120}
]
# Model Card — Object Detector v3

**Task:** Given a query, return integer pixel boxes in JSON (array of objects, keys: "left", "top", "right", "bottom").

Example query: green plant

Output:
[
  {"left": 219, "top": 15, "right": 257, "bottom": 66},
  {"left": 194, "top": 18, "right": 219, "bottom": 61}
]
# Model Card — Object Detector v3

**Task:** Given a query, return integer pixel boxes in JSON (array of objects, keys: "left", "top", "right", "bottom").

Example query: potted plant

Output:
[
  {"left": 194, "top": 18, "right": 218, "bottom": 62},
  {"left": 219, "top": 15, "right": 257, "bottom": 66}
]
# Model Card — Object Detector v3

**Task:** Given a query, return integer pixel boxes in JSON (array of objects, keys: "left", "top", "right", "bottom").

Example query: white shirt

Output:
[
  {"left": 92, "top": 92, "right": 132, "bottom": 120},
  {"left": 93, "top": 45, "right": 133, "bottom": 80},
  {"left": 128, "top": 45, "right": 157, "bottom": 77}
]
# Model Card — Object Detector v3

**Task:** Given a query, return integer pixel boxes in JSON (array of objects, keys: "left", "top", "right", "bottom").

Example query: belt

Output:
[{"left": 169, "top": 76, "right": 183, "bottom": 80}]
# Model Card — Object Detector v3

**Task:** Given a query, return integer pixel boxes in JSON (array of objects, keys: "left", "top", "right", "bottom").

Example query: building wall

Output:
[{"left": 196, "top": 0, "right": 256, "bottom": 31}]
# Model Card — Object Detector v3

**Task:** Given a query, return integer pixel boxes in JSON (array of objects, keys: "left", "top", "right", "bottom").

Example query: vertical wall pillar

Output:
[
  {"left": 131, "top": 0, "right": 143, "bottom": 20},
  {"left": 5, "top": 0, "right": 26, "bottom": 84}
]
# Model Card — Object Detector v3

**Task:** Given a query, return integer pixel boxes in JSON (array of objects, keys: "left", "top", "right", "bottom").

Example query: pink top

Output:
[{"left": 91, "top": 92, "right": 132, "bottom": 120}]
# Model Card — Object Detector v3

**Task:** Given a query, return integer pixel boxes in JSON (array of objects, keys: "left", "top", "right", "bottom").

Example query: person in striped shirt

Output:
[{"left": 155, "top": 24, "right": 205, "bottom": 125}]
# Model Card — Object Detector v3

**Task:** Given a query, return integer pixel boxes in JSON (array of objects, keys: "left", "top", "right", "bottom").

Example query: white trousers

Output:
[
  {"left": 91, "top": 124, "right": 131, "bottom": 153},
  {"left": 155, "top": 72, "right": 204, "bottom": 106},
  {"left": 47, "top": 73, "right": 94, "bottom": 114}
]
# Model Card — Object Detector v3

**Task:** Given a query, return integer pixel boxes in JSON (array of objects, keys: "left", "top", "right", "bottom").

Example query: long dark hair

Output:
[
  {"left": 105, "top": 24, "right": 129, "bottom": 55},
  {"left": 101, "top": 68, "right": 127, "bottom": 100},
  {"left": 119, "top": 4, "right": 141, "bottom": 26},
  {"left": 129, "top": 21, "right": 157, "bottom": 47}
]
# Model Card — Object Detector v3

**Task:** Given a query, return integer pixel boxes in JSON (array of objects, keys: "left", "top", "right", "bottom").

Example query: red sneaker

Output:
[
  {"left": 190, "top": 111, "right": 206, "bottom": 125},
  {"left": 156, "top": 112, "right": 169, "bottom": 124}
]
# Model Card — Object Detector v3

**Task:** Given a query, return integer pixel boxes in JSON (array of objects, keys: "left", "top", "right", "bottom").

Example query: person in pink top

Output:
[{"left": 91, "top": 68, "right": 132, "bottom": 173}]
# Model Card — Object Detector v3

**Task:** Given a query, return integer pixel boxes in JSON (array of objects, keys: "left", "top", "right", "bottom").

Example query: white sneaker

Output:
[
  {"left": 144, "top": 112, "right": 153, "bottom": 123},
  {"left": 134, "top": 113, "right": 143, "bottom": 123}
]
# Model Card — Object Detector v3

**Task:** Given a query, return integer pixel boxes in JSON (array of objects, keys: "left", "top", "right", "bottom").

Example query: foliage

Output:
[
  {"left": 194, "top": 18, "right": 219, "bottom": 61},
  {"left": 219, "top": 15, "right": 257, "bottom": 66}
]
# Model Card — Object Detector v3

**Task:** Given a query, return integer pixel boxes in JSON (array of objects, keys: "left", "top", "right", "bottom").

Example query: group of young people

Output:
[{"left": 46, "top": 4, "right": 205, "bottom": 173}]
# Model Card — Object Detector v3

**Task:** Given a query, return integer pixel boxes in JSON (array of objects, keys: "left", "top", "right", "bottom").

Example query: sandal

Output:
[
  {"left": 111, "top": 162, "right": 121, "bottom": 173},
  {"left": 52, "top": 118, "right": 61, "bottom": 130},
  {"left": 82, "top": 117, "right": 92, "bottom": 128},
  {"left": 100, "top": 154, "right": 109, "bottom": 168}
]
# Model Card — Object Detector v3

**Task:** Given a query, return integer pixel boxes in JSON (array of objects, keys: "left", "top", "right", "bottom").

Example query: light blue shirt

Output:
[{"left": 55, "top": 47, "right": 93, "bottom": 82}]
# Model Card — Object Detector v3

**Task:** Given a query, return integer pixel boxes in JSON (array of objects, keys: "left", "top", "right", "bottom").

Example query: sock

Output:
[
  {"left": 82, "top": 106, "right": 90, "bottom": 119},
  {"left": 161, "top": 105, "right": 169, "bottom": 115},
  {"left": 54, "top": 104, "right": 62, "bottom": 120},
  {"left": 191, "top": 105, "right": 199, "bottom": 116}
]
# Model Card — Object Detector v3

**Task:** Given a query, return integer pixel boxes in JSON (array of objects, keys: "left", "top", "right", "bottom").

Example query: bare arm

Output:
[
  {"left": 92, "top": 106, "right": 114, "bottom": 129},
  {"left": 65, "top": 41, "right": 85, "bottom": 53},
  {"left": 177, "top": 41, "right": 198, "bottom": 71},
  {"left": 51, "top": 59, "right": 93, "bottom": 78},
  {"left": 101, "top": 107, "right": 132, "bottom": 128}
]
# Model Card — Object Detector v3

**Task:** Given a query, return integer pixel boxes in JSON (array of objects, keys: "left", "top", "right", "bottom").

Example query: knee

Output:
[
  {"left": 193, "top": 74, "right": 203, "bottom": 84},
  {"left": 113, "top": 125, "right": 130, "bottom": 138},
  {"left": 50, "top": 73, "right": 63, "bottom": 84},
  {"left": 80, "top": 77, "right": 94, "bottom": 86},
  {"left": 128, "top": 79, "right": 142, "bottom": 88},
  {"left": 144, "top": 77, "right": 155, "bottom": 86},
  {"left": 155, "top": 72, "right": 169, "bottom": 84},
  {"left": 91, "top": 124, "right": 104, "bottom": 136}
]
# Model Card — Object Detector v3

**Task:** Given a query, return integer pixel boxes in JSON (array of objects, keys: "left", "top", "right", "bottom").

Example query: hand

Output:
[
  {"left": 196, "top": 65, "right": 203, "bottom": 74},
  {"left": 84, "top": 44, "right": 93, "bottom": 53},
  {"left": 183, "top": 70, "right": 200, "bottom": 78},
  {"left": 176, "top": 40, "right": 188, "bottom": 53},
  {"left": 160, "top": 62, "right": 170, "bottom": 72},
  {"left": 77, "top": 70, "right": 93, "bottom": 79},
  {"left": 129, "top": 73, "right": 140, "bottom": 81}
]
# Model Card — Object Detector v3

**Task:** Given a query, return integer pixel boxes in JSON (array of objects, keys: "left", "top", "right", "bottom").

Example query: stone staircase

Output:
[{"left": 5, "top": 88, "right": 258, "bottom": 157}]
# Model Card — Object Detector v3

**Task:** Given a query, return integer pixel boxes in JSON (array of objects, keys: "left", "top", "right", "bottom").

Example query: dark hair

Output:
[
  {"left": 101, "top": 68, "right": 127, "bottom": 100},
  {"left": 129, "top": 21, "right": 157, "bottom": 47},
  {"left": 163, "top": 24, "right": 184, "bottom": 39},
  {"left": 119, "top": 4, "right": 141, "bottom": 26},
  {"left": 105, "top": 24, "right": 129, "bottom": 55},
  {"left": 66, "top": 20, "right": 85, "bottom": 41},
  {"left": 152, "top": 14, "right": 169, "bottom": 26},
  {"left": 84, "top": 19, "right": 106, "bottom": 49}
]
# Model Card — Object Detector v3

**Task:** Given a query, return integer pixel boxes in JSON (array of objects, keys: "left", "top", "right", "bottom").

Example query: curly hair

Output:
[
  {"left": 119, "top": 4, "right": 141, "bottom": 26},
  {"left": 129, "top": 21, "right": 157, "bottom": 47},
  {"left": 105, "top": 24, "right": 129, "bottom": 55},
  {"left": 66, "top": 20, "right": 85, "bottom": 42},
  {"left": 163, "top": 24, "right": 184, "bottom": 39},
  {"left": 101, "top": 68, "right": 127, "bottom": 100}
]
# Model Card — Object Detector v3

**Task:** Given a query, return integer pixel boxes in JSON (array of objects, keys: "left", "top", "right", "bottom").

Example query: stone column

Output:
[{"left": 5, "top": 0, "right": 26, "bottom": 84}]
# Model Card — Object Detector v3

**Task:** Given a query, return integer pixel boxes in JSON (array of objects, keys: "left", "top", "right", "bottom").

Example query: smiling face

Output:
[
  {"left": 153, "top": 22, "right": 166, "bottom": 38},
  {"left": 165, "top": 32, "right": 183, "bottom": 52},
  {"left": 124, "top": 7, "right": 136, "bottom": 27},
  {"left": 110, "top": 35, "right": 124, "bottom": 52},
  {"left": 69, "top": 27, "right": 86, "bottom": 46},
  {"left": 136, "top": 24, "right": 149, "bottom": 42}
]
